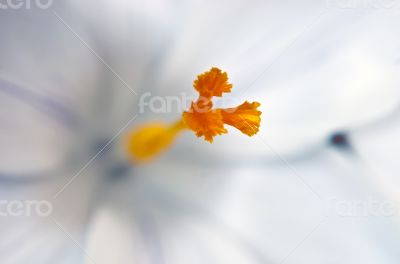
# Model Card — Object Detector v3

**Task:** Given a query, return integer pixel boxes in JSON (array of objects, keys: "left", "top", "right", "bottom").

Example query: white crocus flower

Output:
[{"left": 1, "top": 0, "right": 400, "bottom": 263}]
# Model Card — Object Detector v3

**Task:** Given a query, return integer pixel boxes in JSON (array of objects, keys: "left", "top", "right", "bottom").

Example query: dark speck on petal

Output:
[{"left": 329, "top": 131, "right": 351, "bottom": 149}]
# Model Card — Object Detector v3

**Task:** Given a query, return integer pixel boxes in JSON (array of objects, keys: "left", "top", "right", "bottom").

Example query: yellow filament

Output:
[{"left": 124, "top": 119, "right": 186, "bottom": 162}]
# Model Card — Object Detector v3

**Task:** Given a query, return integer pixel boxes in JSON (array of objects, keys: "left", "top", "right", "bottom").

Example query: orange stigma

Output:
[{"left": 125, "top": 67, "right": 262, "bottom": 162}]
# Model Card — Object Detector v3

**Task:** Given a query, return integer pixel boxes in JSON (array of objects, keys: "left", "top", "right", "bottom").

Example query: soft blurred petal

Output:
[{"left": 0, "top": 0, "right": 399, "bottom": 263}]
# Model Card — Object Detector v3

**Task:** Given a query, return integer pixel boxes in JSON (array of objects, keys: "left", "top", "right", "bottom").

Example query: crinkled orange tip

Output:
[{"left": 124, "top": 67, "right": 262, "bottom": 162}]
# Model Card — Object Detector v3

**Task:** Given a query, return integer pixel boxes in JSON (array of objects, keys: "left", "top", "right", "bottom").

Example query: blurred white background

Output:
[{"left": 0, "top": 0, "right": 400, "bottom": 263}]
